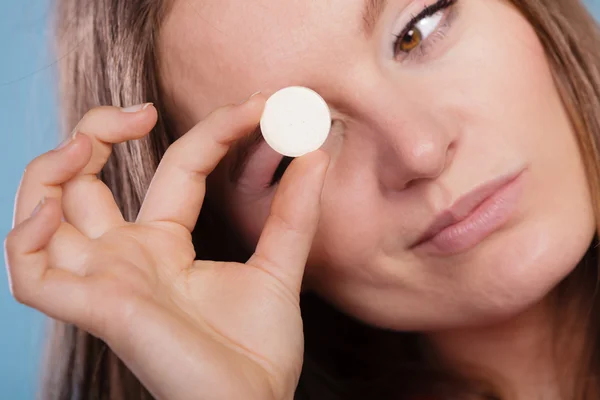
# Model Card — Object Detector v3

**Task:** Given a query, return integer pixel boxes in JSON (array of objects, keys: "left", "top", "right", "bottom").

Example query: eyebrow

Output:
[
  {"left": 363, "top": 0, "right": 388, "bottom": 36},
  {"left": 228, "top": 0, "right": 388, "bottom": 183}
]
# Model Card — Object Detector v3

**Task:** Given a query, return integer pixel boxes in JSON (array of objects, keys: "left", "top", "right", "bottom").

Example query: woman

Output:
[{"left": 5, "top": 0, "right": 600, "bottom": 398}]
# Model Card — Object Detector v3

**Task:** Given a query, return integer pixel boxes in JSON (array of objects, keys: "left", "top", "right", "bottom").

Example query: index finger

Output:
[
  {"left": 13, "top": 105, "right": 157, "bottom": 226},
  {"left": 136, "top": 94, "right": 266, "bottom": 231}
]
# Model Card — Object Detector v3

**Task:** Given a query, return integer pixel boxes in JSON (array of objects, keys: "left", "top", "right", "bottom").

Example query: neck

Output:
[{"left": 425, "top": 296, "right": 585, "bottom": 400}]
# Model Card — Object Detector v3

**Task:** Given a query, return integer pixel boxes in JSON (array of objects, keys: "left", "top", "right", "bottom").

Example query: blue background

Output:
[{"left": 1, "top": 1, "right": 599, "bottom": 398}]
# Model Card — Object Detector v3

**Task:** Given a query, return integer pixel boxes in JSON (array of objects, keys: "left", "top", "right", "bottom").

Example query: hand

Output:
[{"left": 4, "top": 97, "right": 329, "bottom": 400}]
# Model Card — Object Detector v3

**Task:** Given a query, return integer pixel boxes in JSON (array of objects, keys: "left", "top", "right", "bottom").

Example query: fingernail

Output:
[
  {"left": 239, "top": 91, "right": 261, "bottom": 105},
  {"left": 31, "top": 197, "right": 46, "bottom": 217},
  {"left": 55, "top": 131, "right": 78, "bottom": 151},
  {"left": 121, "top": 103, "right": 153, "bottom": 113}
]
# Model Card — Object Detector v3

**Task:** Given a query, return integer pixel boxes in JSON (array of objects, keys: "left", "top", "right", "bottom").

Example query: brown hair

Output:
[{"left": 42, "top": 0, "right": 600, "bottom": 399}]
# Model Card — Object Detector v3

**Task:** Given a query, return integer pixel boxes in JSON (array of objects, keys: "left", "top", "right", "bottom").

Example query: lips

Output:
[{"left": 411, "top": 169, "right": 525, "bottom": 251}]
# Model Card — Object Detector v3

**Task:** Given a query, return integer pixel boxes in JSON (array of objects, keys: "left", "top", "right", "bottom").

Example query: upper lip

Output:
[{"left": 411, "top": 170, "right": 524, "bottom": 248}]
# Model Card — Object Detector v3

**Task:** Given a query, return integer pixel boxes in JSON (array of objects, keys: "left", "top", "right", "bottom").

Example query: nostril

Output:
[
  {"left": 444, "top": 140, "right": 457, "bottom": 170},
  {"left": 404, "top": 179, "right": 418, "bottom": 190},
  {"left": 401, "top": 139, "right": 457, "bottom": 190}
]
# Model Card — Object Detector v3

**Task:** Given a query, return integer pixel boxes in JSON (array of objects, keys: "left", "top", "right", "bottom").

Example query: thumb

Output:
[{"left": 247, "top": 150, "right": 329, "bottom": 294}]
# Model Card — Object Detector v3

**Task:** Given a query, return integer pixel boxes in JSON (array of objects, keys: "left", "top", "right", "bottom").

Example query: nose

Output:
[
  {"left": 380, "top": 120, "right": 455, "bottom": 190},
  {"left": 356, "top": 96, "right": 456, "bottom": 191}
]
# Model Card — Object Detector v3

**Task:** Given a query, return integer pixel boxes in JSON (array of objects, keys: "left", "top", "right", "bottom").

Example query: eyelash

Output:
[
  {"left": 393, "top": 0, "right": 458, "bottom": 61},
  {"left": 270, "top": 155, "right": 294, "bottom": 186}
]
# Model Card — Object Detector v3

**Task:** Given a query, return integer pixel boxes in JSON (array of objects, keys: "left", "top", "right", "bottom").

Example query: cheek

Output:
[
  {"left": 304, "top": 164, "right": 384, "bottom": 282},
  {"left": 443, "top": 2, "right": 596, "bottom": 318},
  {"left": 306, "top": 1, "right": 597, "bottom": 327}
]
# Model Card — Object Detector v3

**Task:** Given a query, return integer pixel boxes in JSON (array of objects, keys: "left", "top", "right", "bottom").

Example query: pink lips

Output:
[{"left": 412, "top": 170, "right": 526, "bottom": 256}]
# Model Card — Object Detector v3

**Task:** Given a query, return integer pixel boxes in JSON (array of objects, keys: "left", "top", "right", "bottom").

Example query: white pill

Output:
[{"left": 260, "top": 86, "right": 331, "bottom": 157}]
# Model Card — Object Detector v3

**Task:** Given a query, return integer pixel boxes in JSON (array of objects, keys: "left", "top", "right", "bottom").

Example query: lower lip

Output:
[{"left": 416, "top": 172, "right": 525, "bottom": 256}]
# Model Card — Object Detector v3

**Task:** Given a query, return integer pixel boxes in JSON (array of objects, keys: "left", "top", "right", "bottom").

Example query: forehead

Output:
[{"left": 159, "top": 0, "right": 369, "bottom": 118}]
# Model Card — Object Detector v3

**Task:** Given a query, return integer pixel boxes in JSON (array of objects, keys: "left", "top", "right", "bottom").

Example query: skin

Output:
[
  {"left": 4, "top": 0, "right": 596, "bottom": 399},
  {"left": 160, "top": 0, "right": 595, "bottom": 396},
  {"left": 162, "top": 0, "right": 595, "bottom": 328},
  {"left": 6, "top": 99, "right": 331, "bottom": 400}
]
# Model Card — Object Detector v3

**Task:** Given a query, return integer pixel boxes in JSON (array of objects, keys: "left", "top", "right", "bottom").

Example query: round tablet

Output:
[{"left": 260, "top": 86, "right": 331, "bottom": 157}]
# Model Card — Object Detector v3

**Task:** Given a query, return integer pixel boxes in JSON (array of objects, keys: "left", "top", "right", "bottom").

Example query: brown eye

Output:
[
  {"left": 397, "top": 27, "right": 423, "bottom": 53},
  {"left": 392, "top": 0, "right": 457, "bottom": 58}
]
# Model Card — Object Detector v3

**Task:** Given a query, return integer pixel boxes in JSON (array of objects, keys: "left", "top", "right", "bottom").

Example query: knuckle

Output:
[
  {"left": 162, "top": 142, "right": 178, "bottom": 158},
  {"left": 270, "top": 212, "right": 301, "bottom": 236},
  {"left": 216, "top": 103, "right": 237, "bottom": 115},
  {"left": 4, "top": 231, "right": 19, "bottom": 255},
  {"left": 77, "top": 106, "right": 114, "bottom": 133},
  {"left": 21, "top": 145, "right": 71, "bottom": 184},
  {"left": 23, "top": 154, "right": 48, "bottom": 178},
  {"left": 80, "top": 106, "right": 110, "bottom": 123},
  {"left": 207, "top": 104, "right": 236, "bottom": 123},
  {"left": 250, "top": 252, "right": 280, "bottom": 272},
  {"left": 10, "top": 282, "right": 29, "bottom": 305},
  {"left": 4, "top": 262, "right": 29, "bottom": 305},
  {"left": 160, "top": 145, "right": 182, "bottom": 168},
  {"left": 161, "top": 144, "right": 207, "bottom": 178}
]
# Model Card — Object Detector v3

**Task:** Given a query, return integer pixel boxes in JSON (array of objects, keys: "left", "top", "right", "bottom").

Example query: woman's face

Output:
[{"left": 159, "top": 0, "right": 595, "bottom": 330}]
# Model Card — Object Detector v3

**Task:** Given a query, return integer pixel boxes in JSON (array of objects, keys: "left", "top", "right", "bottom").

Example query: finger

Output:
[
  {"left": 72, "top": 104, "right": 157, "bottom": 176},
  {"left": 47, "top": 222, "right": 92, "bottom": 275},
  {"left": 62, "top": 104, "right": 157, "bottom": 237},
  {"left": 62, "top": 173, "right": 126, "bottom": 238},
  {"left": 13, "top": 134, "right": 92, "bottom": 225},
  {"left": 8, "top": 196, "right": 90, "bottom": 278},
  {"left": 6, "top": 197, "right": 96, "bottom": 327},
  {"left": 6, "top": 197, "right": 66, "bottom": 300},
  {"left": 136, "top": 94, "right": 265, "bottom": 232},
  {"left": 247, "top": 150, "right": 329, "bottom": 294}
]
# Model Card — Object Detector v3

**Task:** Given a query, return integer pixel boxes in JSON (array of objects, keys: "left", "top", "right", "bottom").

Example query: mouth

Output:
[{"left": 411, "top": 168, "right": 526, "bottom": 256}]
